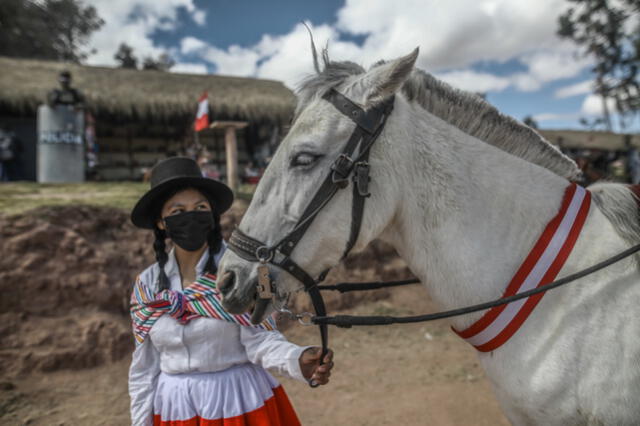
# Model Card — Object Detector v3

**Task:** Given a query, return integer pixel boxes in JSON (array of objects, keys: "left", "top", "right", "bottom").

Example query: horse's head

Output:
[{"left": 218, "top": 48, "right": 419, "bottom": 321}]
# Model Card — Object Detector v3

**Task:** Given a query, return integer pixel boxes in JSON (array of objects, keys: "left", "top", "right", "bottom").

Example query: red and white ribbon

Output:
[{"left": 454, "top": 184, "right": 591, "bottom": 352}]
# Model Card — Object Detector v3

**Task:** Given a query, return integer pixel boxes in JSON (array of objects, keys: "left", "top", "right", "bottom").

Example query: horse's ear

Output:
[{"left": 361, "top": 47, "right": 419, "bottom": 107}]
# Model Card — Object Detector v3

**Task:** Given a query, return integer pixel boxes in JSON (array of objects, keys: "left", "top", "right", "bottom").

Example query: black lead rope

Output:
[
  {"left": 312, "top": 243, "right": 640, "bottom": 327},
  {"left": 318, "top": 278, "right": 420, "bottom": 293}
]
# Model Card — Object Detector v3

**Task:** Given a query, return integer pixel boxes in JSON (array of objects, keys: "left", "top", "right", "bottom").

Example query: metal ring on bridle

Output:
[
  {"left": 255, "top": 246, "right": 274, "bottom": 263},
  {"left": 297, "top": 312, "right": 315, "bottom": 326}
]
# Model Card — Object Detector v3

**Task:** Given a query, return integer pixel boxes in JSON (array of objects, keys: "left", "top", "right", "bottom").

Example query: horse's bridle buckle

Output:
[{"left": 331, "top": 154, "right": 355, "bottom": 188}]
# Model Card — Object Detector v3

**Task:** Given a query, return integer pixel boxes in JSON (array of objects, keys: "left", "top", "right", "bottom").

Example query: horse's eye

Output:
[{"left": 291, "top": 152, "right": 322, "bottom": 168}]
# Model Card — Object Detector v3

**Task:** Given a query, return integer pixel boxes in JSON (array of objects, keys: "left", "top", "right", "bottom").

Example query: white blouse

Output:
[{"left": 128, "top": 245, "right": 310, "bottom": 426}]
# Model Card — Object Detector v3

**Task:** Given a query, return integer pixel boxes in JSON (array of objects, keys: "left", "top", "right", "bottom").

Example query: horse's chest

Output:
[{"left": 479, "top": 300, "right": 640, "bottom": 425}]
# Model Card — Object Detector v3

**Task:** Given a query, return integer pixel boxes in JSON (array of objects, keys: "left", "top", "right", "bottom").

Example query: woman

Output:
[{"left": 128, "top": 157, "right": 333, "bottom": 426}]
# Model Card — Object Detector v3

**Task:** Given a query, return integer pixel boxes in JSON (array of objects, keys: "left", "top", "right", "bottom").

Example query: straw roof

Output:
[
  {"left": 0, "top": 56, "right": 296, "bottom": 124},
  {"left": 540, "top": 129, "right": 640, "bottom": 151}
]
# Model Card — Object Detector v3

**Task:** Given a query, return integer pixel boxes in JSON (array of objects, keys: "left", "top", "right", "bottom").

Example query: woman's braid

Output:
[{"left": 153, "top": 226, "right": 171, "bottom": 291}]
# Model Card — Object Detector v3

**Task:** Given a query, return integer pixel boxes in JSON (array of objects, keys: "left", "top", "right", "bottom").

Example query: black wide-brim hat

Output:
[{"left": 131, "top": 157, "right": 234, "bottom": 229}]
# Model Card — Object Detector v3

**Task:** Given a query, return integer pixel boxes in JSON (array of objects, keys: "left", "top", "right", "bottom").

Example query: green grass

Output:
[
  {"left": 0, "top": 182, "right": 148, "bottom": 216},
  {"left": 0, "top": 182, "right": 256, "bottom": 216}
]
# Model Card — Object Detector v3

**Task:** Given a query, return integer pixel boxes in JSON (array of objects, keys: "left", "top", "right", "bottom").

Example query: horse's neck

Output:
[{"left": 380, "top": 105, "right": 570, "bottom": 330}]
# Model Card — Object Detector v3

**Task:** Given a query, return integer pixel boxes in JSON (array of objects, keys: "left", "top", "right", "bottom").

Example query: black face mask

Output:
[{"left": 163, "top": 211, "right": 215, "bottom": 251}]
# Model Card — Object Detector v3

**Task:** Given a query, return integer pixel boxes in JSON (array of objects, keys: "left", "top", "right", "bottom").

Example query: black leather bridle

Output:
[{"left": 227, "top": 88, "right": 395, "bottom": 378}]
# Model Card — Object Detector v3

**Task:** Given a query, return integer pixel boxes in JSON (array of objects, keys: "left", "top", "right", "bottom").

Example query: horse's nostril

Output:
[{"left": 218, "top": 271, "right": 236, "bottom": 295}]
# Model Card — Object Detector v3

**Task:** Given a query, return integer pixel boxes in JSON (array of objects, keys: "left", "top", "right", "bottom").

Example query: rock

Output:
[{"left": 0, "top": 381, "right": 15, "bottom": 390}]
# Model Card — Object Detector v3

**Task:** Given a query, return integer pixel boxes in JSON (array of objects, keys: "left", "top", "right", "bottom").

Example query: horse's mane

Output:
[{"left": 295, "top": 51, "right": 582, "bottom": 181}]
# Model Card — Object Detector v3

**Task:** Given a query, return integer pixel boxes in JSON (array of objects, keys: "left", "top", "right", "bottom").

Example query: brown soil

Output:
[
  {"left": 0, "top": 201, "right": 248, "bottom": 378},
  {"left": 0, "top": 203, "right": 508, "bottom": 425}
]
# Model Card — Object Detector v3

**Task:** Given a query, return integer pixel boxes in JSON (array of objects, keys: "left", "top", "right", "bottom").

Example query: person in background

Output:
[
  {"left": 243, "top": 161, "right": 261, "bottom": 184},
  {"left": 85, "top": 112, "right": 99, "bottom": 180},
  {"left": 0, "top": 126, "right": 20, "bottom": 181},
  {"left": 128, "top": 157, "right": 334, "bottom": 425},
  {"left": 47, "top": 70, "right": 85, "bottom": 108},
  {"left": 625, "top": 136, "right": 640, "bottom": 185},
  {"left": 609, "top": 158, "right": 628, "bottom": 182}
]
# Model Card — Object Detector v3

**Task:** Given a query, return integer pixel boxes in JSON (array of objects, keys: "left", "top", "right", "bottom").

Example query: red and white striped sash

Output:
[{"left": 453, "top": 183, "right": 591, "bottom": 352}]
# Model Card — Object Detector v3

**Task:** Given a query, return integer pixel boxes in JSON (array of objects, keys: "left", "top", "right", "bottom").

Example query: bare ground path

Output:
[{"left": 1, "top": 285, "right": 509, "bottom": 426}]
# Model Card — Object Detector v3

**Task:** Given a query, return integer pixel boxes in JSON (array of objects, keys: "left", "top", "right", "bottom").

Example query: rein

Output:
[
  {"left": 228, "top": 87, "right": 640, "bottom": 377},
  {"left": 314, "top": 243, "right": 640, "bottom": 326}
]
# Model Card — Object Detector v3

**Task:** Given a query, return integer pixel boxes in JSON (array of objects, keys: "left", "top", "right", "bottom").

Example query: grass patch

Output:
[
  {"left": 0, "top": 182, "right": 148, "bottom": 216},
  {"left": 0, "top": 182, "right": 257, "bottom": 216}
]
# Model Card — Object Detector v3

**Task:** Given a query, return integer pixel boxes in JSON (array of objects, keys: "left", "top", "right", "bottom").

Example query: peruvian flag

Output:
[{"left": 194, "top": 92, "right": 209, "bottom": 132}]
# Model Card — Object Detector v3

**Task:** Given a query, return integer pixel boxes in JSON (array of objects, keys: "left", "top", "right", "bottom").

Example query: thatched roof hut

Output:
[
  {"left": 540, "top": 129, "right": 640, "bottom": 151},
  {"left": 0, "top": 56, "right": 297, "bottom": 181},
  {"left": 0, "top": 56, "right": 296, "bottom": 124}
]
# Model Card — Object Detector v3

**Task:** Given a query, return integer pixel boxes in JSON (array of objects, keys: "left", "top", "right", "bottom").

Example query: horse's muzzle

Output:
[{"left": 219, "top": 270, "right": 256, "bottom": 314}]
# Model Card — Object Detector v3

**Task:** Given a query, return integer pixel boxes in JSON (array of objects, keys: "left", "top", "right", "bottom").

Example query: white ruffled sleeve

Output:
[
  {"left": 240, "top": 326, "right": 311, "bottom": 383},
  {"left": 128, "top": 339, "right": 161, "bottom": 426}
]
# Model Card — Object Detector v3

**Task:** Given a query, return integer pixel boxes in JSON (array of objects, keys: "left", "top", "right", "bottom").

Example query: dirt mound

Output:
[
  {"left": 0, "top": 205, "right": 153, "bottom": 377},
  {"left": 0, "top": 201, "right": 411, "bottom": 378},
  {"left": 0, "top": 205, "right": 152, "bottom": 316}
]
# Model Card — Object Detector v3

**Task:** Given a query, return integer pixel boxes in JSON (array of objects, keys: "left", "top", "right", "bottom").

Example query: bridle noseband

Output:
[{"left": 227, "top": 88, "right": 395, "bottom": 382}]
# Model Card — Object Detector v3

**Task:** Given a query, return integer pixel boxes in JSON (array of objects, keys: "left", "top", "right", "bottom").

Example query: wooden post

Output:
[
  {"left": 210, "top": 121, "right": 248, "bottom": 192},
  {"left": 194, "top": 128, "right": 200, "bottom": 148},
  {"left": 225, "top": 126, "right": 238, "bottom": 191}
]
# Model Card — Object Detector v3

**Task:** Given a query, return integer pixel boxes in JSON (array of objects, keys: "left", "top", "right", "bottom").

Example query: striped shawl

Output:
[{"left": 130, "top": 273, "right": 276, "bottom": 346}]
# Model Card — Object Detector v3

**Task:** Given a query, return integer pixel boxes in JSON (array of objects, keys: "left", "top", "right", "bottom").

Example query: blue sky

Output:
[{"left": 84, "top": 0, "right": 638, "bottom": 132}]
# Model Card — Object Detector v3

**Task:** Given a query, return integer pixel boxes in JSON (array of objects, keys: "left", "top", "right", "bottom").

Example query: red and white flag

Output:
[{"left": 194, "top": 92, "right": 209, "bottom": 132}]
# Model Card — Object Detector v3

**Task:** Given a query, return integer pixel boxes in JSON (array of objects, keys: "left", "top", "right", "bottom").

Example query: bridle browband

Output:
[{"left": 228, "top": 88, "right": 395, "bottom": 383}]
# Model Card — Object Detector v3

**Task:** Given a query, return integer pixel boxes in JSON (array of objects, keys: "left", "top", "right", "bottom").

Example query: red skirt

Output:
[{"left": 153, "top": 364, "right": 300, "bottom": 426}]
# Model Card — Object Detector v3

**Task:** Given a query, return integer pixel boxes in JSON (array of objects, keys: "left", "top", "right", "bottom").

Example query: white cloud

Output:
[
  {"left": 171, "top": 62, "right": 208, "bottom": 74},
  {"left": 174, "top": 0, "right": 591, "bottom": 92},
  {"left": 518, "top": 49, "right": 591, "bottom": 86},
  {"left": 509, "top": 50, "right": 592, "bottom": 91},
  {"left": 192, "top": 10, "right": 206, "bottom": 26},
  {"left": 85, "top": 0, "right": 206, "bottom": 66},
  {"left": 555, "top": 80, "right": 593, "bottom": 99},
  {"left": 179, "top": 23, "right": 361, "bottom": 86},
  {"left": 253, "top": 24, "right": 362, "bottom": 87},
  {"left": 83, "top": 0, "right": 594, "bottom": 97},
  {"left": 436, "top": 70, "right": 511, "bottom": 92},
  {"left": 511, "top": 73, "right": 543, "bottom": 92},
  {"left": 335, "top": 0, "right": 573, "bottom": 71},
  {"left": 181, "top": 36, "right": 208, "bottom": 54},
  {"left": 581, "top": 94, "right": 616, "bottom": 116},
  {"left": 202, "top": 45, "right": 261, "bottom": 76}
]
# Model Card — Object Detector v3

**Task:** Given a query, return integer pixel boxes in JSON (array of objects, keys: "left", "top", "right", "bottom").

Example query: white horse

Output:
[{"left": 218, "top": 48, "right": 640, "bottom": 425}]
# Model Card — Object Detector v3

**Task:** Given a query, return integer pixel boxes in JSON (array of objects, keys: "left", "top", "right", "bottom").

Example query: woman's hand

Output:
[{"left": 299, "top": 347, "right": 334, "bottom": 386}]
